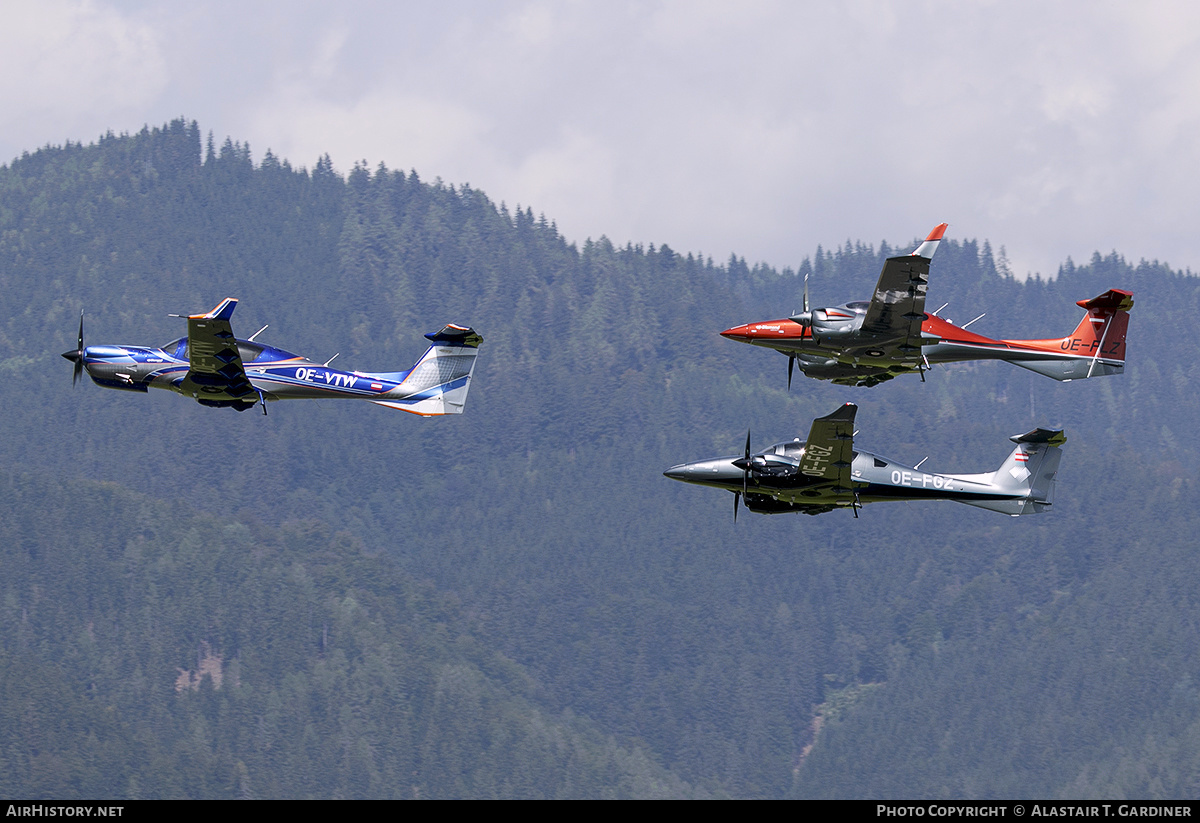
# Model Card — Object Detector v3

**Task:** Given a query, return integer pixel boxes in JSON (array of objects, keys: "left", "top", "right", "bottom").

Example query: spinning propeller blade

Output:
[
  {"left": 743, "top": 429, "right": 751, "bottom": 496},
  {"left": 61, "top": 311, "right": 85, "bottom": 386},
  {"left": 788, "top": 275, "right": 814, "bottom": 371},
  {"left": 734, "top": 429, "right": 751, "bottom": 524}
]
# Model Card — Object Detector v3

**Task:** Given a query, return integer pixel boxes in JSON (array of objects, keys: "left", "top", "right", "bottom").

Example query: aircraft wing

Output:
[
  {"left": 179, "top": 298, "right": 255, "bottom": 400},
  {"left": 798, "top": 403, "right": 856, "bottom": 493},
  {"left": 855, "top": 223, "right": 946, "bottom": 361}
]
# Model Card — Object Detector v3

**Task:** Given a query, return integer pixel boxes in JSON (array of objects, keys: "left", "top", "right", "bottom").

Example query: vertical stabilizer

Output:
[
  {"left": 1008, "top": 289, "right": 1133, "bottom": 380},
  {"left": 1068, "top": 289, "right": 1133, "bottom": 373},
  {"left": 958, "top": 428, "right": 1065, "bottom": 515},
  {"left": 369, "top": 325, "right": 483, "bottom": 416}
]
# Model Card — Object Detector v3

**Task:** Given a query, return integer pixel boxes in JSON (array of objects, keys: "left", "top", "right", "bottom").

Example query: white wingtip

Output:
[{"left": 911, "top": 223, "right": 948, "bottom": 259}]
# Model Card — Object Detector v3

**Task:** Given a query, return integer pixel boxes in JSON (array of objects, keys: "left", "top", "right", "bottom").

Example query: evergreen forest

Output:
[{"left": 2, "top": 119, "right": 1199, "bottom": 798}]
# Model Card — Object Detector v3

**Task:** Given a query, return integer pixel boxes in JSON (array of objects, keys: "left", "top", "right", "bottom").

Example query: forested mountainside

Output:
[
  {"left": 2, "top": 120, "right": 1199, "bottom": 798},
  {"left": 0, "top": 470, "right": 697, "bottom": 799}
]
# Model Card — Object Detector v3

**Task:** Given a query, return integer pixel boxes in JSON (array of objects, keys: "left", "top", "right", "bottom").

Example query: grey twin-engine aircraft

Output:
[{"left": 664, "top": 403, "right": 1064, "bottom": 518}]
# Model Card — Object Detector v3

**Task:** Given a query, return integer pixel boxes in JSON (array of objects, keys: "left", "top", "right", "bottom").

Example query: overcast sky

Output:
[{"left": 4, "top": 0, "right": 1199, "bottom": 279}]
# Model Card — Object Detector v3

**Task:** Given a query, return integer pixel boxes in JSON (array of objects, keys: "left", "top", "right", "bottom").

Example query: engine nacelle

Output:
[
  {"left": 811, "top": 313, "right": 863, "bottom": 339},
  {"left": 743, "top": 493, "right": 832, "bottom": 515}
]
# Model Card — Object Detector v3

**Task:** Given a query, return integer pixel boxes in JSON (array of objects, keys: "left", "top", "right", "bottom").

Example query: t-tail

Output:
[
  {"left": 367, "top": 325, "right": 483, "bottom": 416},
  {"left": 958, "top": 428, "right": 1066, "bottom": 516},
  {"left": 1006, "top": 289, "right": 1133, "bottom": 381}
]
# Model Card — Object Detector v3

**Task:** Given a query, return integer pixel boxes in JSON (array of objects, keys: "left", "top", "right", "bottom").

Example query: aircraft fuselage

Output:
[
  {"left": 664, "top": 439, "right": 1058, "bottom": 516},
  {"left": 76, "top": 339, "right": 454, "bottom": 407},
  {"left": 721, "top": 301, "right": 1127, "bottom": 385}
]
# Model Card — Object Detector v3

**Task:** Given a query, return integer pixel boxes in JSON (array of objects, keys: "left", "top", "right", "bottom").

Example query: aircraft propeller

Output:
[
  {"left": 790, "top": 274, "right": 813, "bottom": 328},
  {"left": 61, "top": 311, "right": 85, "bottom": 386},
  {"left": 731, "top": 429, "right": 751, "bottom": 523},
  {"left": 786, "top": 275, "right": 812, "bottom": 391}
]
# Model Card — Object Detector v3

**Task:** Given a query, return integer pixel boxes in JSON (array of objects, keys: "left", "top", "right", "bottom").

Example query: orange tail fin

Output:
[
  {"left": 1064, "top": 289, "right": 1133, "bottom": 363},
  {"left": 1006, "top": 289, "right": 1132, "bottom": 381}
]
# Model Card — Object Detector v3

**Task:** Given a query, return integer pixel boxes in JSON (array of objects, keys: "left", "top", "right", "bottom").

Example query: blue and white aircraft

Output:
[{"left": 62, "top": 298, "right": 483, "bottom": 416}]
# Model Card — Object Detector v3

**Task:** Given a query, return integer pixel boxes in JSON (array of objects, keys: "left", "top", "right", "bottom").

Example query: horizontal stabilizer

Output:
[
  {"left": 1010, "top": 428, "right": 1067, "bottom": 446},
  {"left": 424, "top": 324, "right": 483, "bottom": 347},
  {"left": 1077, "top": 289, "right": 1134, "bottom": 313}
]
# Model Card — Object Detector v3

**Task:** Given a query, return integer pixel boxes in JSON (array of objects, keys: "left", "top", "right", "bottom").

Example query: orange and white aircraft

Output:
[{"left": 720, "top": 224, "right": 1133, "bottom": 387}]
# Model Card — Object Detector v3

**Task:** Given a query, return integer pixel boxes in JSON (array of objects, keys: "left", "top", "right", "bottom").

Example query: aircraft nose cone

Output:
[
  {"left": 721, "top": 321, "right": 806, "bottom": 342},
  {"left": 720, "top": 324, "right": 751, "bottom": 341},
  {"left": 664, "top": 458, "right": 744, "bottom": 485},
  {"left": 61, "top": 349, "right": 82, "bottom": 363},
  {"left": 663, "top": 464, "right": 692, "bottom": 481}
]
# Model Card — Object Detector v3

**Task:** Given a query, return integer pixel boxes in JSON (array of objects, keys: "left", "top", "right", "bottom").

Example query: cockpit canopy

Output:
[
  {"left": 161, "top": 337, "right": 186, "bottom": 359},
  {"left": 761, "top": 440, "right": 860, "bottom": 463},
  {"left": 769, "top": 440, "right": 805, "bottom": 458},
  {"left": 160, "top": 337, "right": 298, "bottom": 364}
]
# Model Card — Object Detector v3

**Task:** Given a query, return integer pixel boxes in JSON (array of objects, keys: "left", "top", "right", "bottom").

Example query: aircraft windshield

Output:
[
  {"left": 161, "top": 337, "right": 186, "bottom": 359},
  {"left": 237, "top": 342, "right": 265, "bottom": 363},
  {"left": 158, "top": 337, "right": 270, "bottom": 363},
  {"left": 845, "top": 301, "right": 870, "bottom": 313}
]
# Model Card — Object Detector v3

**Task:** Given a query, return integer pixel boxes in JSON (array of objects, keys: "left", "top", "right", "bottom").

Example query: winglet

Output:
[
  {"left": 910, "top": 223, "right": 949, "bottom": 259},
  {"left": 191, "top": 298, "right": 238, "bottom": 321},
  {"left": 821, "top": 402, "right": 858, "bottom": 424}
]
